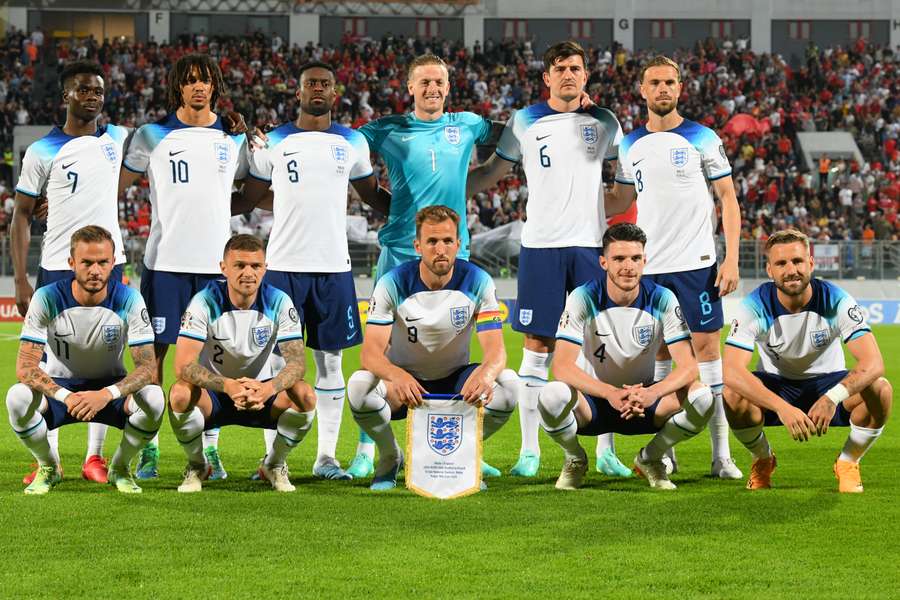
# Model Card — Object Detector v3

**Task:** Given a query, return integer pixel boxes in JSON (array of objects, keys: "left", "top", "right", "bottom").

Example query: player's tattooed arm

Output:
[
  {"left": 180, "top": 362, "right": 227, "bottom": 393},
  {"left": 270, "top": 339, "right": 307, "bottom": 394},
  {"left": 15, "top": 341, "right": 61, "bottom": 397},
  {"left": 841, "top": 333, "right": 885, "bottom": 395},
  {"left": 115, "top": 344, "right": 158, "bottom": 396},
  {"left": 351, "top": 174, "right": 391, "bottom": 216}
]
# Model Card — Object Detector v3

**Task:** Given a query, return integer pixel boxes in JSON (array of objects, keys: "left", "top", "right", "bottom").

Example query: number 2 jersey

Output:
[
  {"left": 366, "top": 259, "right": 503, "bottom": 380},
  {"left": 16, "top": 125, "right": 128, "bottom": 270},
  {"left": 725, "top": 279, "right": 871, "bottom": 380},
  {"left": 496, "top": 103, "right": 622, "bottom": 249},
  {"left": 178, "top": 280, "right": 304, "bottom": 380},
  {"left": 20, "top": 279, "right": 154, "bottom": 380},
  {"left": 615, "top": 119, "right": 731, "bottom": 274},
  {"left": 124, "top": 114, "right": 248, "bottom": 274},
  {"left": 555, "top": 277, "right": 691, "bottom": 386}
]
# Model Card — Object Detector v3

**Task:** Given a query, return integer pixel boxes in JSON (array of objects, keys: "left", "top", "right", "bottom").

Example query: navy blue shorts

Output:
[
  {"left": 140, "top": 269, "right": 221, "bottom": 345},
  {"left": 645, "top": 265, "right": 723, "bottom": 333},
  {"left": 204, "top": 390, "right": 279, "bottom": 430},
  {"left": 263, "top": 270, "right": 362, "bottom": 350},
  {"left": 43, "top": 376, "right": 129, "bottom": 431},
  {"left": 37, "top": 265, "right": 124, "bottom": 288},
  {"left": 576, "top": 393, "right": 662, "bottom": 436},
  {"left": 391, "top": 363, "right": 479, "bottom": 421},
  {"left": 753, "top": 370, "right": 852, "bottom": 427},
  {"left": 514, "top": 246, "right": 604, "bottom": 338}
]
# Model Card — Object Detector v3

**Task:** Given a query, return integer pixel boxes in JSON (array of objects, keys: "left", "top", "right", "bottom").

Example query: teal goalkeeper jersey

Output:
[{"left": 360, "top": 111, "right": 492, "bottom": 258}]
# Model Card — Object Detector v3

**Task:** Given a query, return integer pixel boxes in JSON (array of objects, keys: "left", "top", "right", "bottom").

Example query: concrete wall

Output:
[
  {"left": 169, "top": 13, "right": 288, "bottom": 42},
  {"left": 483, "top": 19, "right": 613, "bottom": 53},
  {"left": 319, "top": 16, "right": 463, "bottom": 46},
  {"left": 633, "top": 19, "right": 751, "bottom": 53},
  {"left": 772, "top": 19, "right": 891, "bottom": 64}
]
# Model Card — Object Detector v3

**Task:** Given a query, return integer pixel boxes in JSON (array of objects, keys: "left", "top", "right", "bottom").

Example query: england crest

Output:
[
  {"left": 633, "top": 325, "right": 653, "bottom": 347},
  {"left": 428, "top": 414, "right": 462, "bottom": 456},
  {"left": 444, "top": 126, "right": 461, "bottom": 145},
  {"left": 152, "top": 317, "right": 166, "bottom": 335},
  {"left": 331, "top": 144, "right": 348, "bottom": 164},
  {"left": 102, "top": 325, "right": 121, "bottom": 344},
  {"left": 450, "top": 305, "right": 470, "bottom": 329},
  {"left": 252, "top": 325, "right": 272, "bottom": 347},
  {"left": 519, "top": 309, "right": 533, "bottom": 326},
  {"left": 101, "top": 143, "right": 118, "bottom": 163},
  {"left": 810, "top": 329, "right": 829, "bottom": 348},
  {"left": 581, "top": 125, "right": 598, "bottom": 144},
  {"left": 670, "top": 147, "right": 689, "bottom": 168},
  {"left": 214, "top": 142, "right": 230, "bottom": 164}
]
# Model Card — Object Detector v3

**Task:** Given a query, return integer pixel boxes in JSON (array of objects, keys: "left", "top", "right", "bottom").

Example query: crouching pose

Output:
[
  {"left": 169, "top": 234, "right": 316, "bottom": 493},
  {"left": 348, "top": 206, "right": 517, "bottom": 491},
  {"left": 539, "top": 223, "right": 714, "bottom": 490},
  {"left": 723, "top": 230, "right": 891, "bottom": 493},
  {"left": 7, "top": 226, "right": 163, "bottom": 494}
]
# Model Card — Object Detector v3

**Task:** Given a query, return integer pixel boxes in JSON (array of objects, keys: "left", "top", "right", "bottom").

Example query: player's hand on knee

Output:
[
  {"left": 807, "top": 396, "right": 837, "bottom": 436},
  {"left": 777, "top": 404, "right": 815, "bottom": 441},
  {"left": 460, "top": 368, "right": 494, "bottom": 406}
]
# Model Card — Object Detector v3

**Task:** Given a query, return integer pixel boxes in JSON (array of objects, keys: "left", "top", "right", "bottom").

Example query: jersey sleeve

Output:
[
  {"left": 358, "top": 120, "right": 385, "bottom": 153},
  {"left": 593, "top": 107, "right": 623, "bottom": 161},
  {"left": 659, "top": 289, "right": 691, "bottom": 346},
  {"left": 835, "top": 293, "right": 871, "bottom": 344},
  {"left": 249, "top": 144, "right": 274, "bottom": 182},
  {"left": 349, "top": 131, "right": 374, "bottom": 180},
  {"left": 555, "top": 287, "right": 590, "bottom": 346},
  {"left": 123, "top": 125, "right": 152, "bottom": 174},
  {"left": 19, "top": 288, "right": 51, "bottom": 345},
  {"left": 494, "top": 110, "right": 521, "bottom": 163},
  {"left": 366, "top": 276, "right": 397, "bottom": 326},
  {"left": 724, "top": 299, "right": 761, "bottom": 352},
  {"left": 614, "top": 138, "right": 634, "bottom": 185},
  {"left": 15, "top": 144, "right": 49, "bottom": 198},
  {"left": 474, "top": 275, "right": 502, "bottom": 333},
  {"left": 468, "top": 113, "right": 493, "bottom": 145},
  {"left": 124, "top": 291, "right": 155, "bottom": 347},
  {"left": 178, "top": 295, "right": 210, "bottom": 342},
  {"left": 700, "top": 129, "right": 731, "bottom": 181},
  {"left": 275, "top": 294, "right": 304, "bottom": 343},
  {"left": 234, "top": 136, "right": 250, "bottom": 180}
]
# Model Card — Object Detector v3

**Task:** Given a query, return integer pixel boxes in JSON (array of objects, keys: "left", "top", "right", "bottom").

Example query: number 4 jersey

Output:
[{"left": 555, "top": 277, "right": 691, "bottom": 386}]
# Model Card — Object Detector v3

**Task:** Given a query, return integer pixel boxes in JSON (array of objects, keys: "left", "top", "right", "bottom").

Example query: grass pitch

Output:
[{"left": 0, "top": 323, "right": 898, "bottom": 599}]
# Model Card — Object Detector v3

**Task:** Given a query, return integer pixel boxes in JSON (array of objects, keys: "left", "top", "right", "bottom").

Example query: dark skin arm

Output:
[
  {"left": 11, "top": 192, "right": 38, "bottom": 316},
  {"left": 351, "top": 174, "right": 391, "bottom": 216},
  {"left": 231, "top": 178, "right": 274, "bottom": 215}
]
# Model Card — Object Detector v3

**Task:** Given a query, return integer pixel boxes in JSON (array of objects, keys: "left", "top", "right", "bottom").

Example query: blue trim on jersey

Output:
[
  {"left": 14, "top": 187, "right": 41, "bottom": 198},
  {"left": 614, "top": 178, "right": 634, "bottom": 185},
  {"left": 574, "top": 276, "right": 677, "bottom": 321},
  {"left": 129, "top": 339, "right": 155, "bottom": 347},
  {"left": 725, "top": 339, "right": 755, "bottom": 352},
  {"left": 178, "top": 331, "right": 207, "bottom": 342},
  {"left": 20, "top": 335, "right": 47, "bottom": 345},
  {"left": 556, "top": 334, "right": 583, "bottom": 346},
  {"left": 518, "top": 103, "right": 562, "bottom": 129},
  {"left": 665, "top": 334, "right": 692, "bottom": 345},
  {"left": 122, "top": 161, "right": 144, "bottom": 174},
  {"left": 139, "top": 114, "right": 245, "bottom": 156},
  {"left": 196, "top": 280, "right": 290, "bottom": 326},
  {"left": 349, "top": 171, "right": 373, "bottom": 181},
  {"left": 248, "top": 171, "right": 272, "bottom": 183},
  {"left": 845, "top": 328, "right": 871, "bottom": 344},
  {"left": 276, "top": 333, "right": 304, "bottom": 342},
  {"left": 743, "top": 279, "right": 851, "bottom": 333},
  {"left": 495, "top": 147, "right": 518, "bottom": 163},
  {"left": 618, "top": 125, "right": 654, "bottom": 162},
  {"left": 366, "top": 320, "right": 393, "bottom": 325},
  {"left": 708, "top": 171, "right": 732, "bottom": 181},
  {"left": 378, "top": 259, "right": 491, "bottom": 308}
]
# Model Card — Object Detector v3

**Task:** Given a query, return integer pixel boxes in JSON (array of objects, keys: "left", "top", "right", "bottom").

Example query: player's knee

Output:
[
  {"left": 168, "top": 381, "right": 194, "bottom": 412},
  {"left": 287, "top": 383, "right": 316, "bottom": 411},
  {"left": 488, "top": 369, "right": 519, "bottom": 413},
  {"left": 5, "top": 383, "right": 36, "bottom": 418},
  {"left": 313, "top": 349, "right": 345, "bottom": 389},
  {"left": 347, "top": 370, "right": 379, "bottom": 411},
  {"left": 135, "top": 385, "right": 166, "bottom": 423},
  {"left": 683, "top": 383, "right": 714, "bottom": 425},
  {"left": 537, "top": 381, "right": 575, "bottom": 428}
]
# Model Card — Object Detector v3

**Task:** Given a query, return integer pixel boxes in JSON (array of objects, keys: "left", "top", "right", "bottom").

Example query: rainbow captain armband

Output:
[{"left": 475, "top": 311, "right": 503, "bottom": 332}]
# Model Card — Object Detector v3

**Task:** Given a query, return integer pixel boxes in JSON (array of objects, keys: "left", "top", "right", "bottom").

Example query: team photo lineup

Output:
[{"left": 8, "top": 32, "right": 894, "bottom": 504}]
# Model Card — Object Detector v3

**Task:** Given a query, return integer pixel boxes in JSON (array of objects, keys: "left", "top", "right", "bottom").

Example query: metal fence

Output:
[{"left": 2, "top": 236, "right": 897, "bottom": 281}]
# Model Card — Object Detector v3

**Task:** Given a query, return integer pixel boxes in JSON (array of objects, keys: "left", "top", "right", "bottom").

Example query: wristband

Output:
[
  {"left": 54, "top": 388, "right": 71, "bottom": 402},
  {"left": 825, "top": 383, "right": 849, "bottom": 406},
  {"left": 104, "top": 385, "right": 122, "bottom": 400}
]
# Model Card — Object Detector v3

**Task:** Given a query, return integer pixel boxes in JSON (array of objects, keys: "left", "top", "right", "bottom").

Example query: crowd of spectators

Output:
[{"left": 0, "top": 27, "right": 897, "bottom": 253}]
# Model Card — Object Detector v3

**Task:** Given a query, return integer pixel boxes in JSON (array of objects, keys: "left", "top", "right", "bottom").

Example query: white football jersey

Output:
[
  {"left": 615, "top": 119, "right": 731, "bottom": 274},
  {"left": 366, "top": 260, "right": 503, "bottom": 381},
  {"left": 124, "top": 114, "right": 248, "bottom": 273},
  {"left": 725, "top": 279, "right": 871, "bottom": 380},
  {"left": 20, "top": 278, "right": 155, "bottom": 380},
  {"left": 556, "top": 277, "right": 691, "bottom": 387},
  {"left": 249, "top": 122, "right": 373, "bottom": 273},
  {"left": 16, "top": 125, "right": 128, "bottom": 270},
  {"left": 496, "top": 103, "right": 622, "bottom": 248},
  {"left": 178, "top": 280, "right": 303, "bottom": 380}
]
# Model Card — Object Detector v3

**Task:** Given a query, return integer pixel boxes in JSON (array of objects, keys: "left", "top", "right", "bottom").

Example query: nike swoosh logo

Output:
[
  {"left": 61, "top": 161, "right": 77, "bottom": 169},
  {"left": 346, "top": 333, "right": 356, "bottom": 341},
  {"left": 700, "top": 318, "right": 715, "bottom": 326},
  {"left": 283, "top": 151, "right": 300, "bottom": 156},
  {"left": 632, "top": 159, "right": 645, "bottom": 166},
  {"left": 536, "top": 134, "right": 551, "bottom": 141},
  {"left": 169, "top": 150, "right": 186, "bottom": 156},
  {"left": 595, "top": 331, "right": 611, "bottom": 337},
  {"left": 524, "top": 383, "right": 544, "bottom": 388},
  {"left": 406, "top": 317, "right": 423, "bottom": 322},
  {"left": 401, "top": 135, "right": 418, "bottom": 142},
  {"left": 54, "top": 332, "right": 74, "bottom": 337},
  {"left": 212, "top": 335, "right": 229, "bottom": 341},
  {"left": 765, "top": 342, "right": 783, "bottom": 349}
]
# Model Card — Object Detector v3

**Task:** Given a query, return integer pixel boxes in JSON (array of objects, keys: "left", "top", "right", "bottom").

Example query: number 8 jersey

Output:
[{"left": 555, "top": 277, "right": 690, "bottom": 386}]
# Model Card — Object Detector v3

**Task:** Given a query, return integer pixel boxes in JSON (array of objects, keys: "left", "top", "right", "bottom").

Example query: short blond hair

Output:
[
  {"left": 765, "top": 229, "right": 810, "bottom": 254},
  {"left": 640, "top": 56, "right": 681, "bottom": 83},
  {"left": 407, "top": 54, "right": 448, "bottom": 82}
]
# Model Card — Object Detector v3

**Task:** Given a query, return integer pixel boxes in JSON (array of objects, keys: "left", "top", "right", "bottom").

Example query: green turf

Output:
[{"left": 1, "top": 323, "right": 898, "bottom": 599}]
